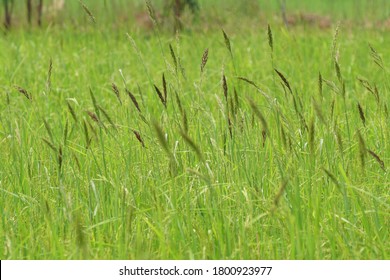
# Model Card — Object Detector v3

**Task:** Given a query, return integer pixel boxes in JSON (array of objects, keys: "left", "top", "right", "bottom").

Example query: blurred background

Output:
[{"left": 2, "top": 0, "right": 390, "bottom": 33}]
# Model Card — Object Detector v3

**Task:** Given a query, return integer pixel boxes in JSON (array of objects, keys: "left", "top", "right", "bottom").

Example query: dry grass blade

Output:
[
  {"left": 273, "top": 179, "right": 288, "bottom": 207},
  {"left": 261, "top": 129, "right": 266, "bottom": 147},
  {"left": 162, "top": 73, "right": 167, "bottom": 103},
  {"left": 368, "top": 150, "right": 385, "bottom": 171},
  {"left": 78, "top": 0, "right": 96, "bottom": 23},
  {"left": 15, "top": 86, "right": 31, "bottom": 100},
  {"left": 237, "top": 77, "right": 270, "bottom": 99},
  {"left": 312, "top": 98, "right": 325, "bottom": 124},
  {"left": 111, "top": 83, "right": 122, "bottom": 105},
  {"left": 274, "top": 69, "right": 292, "bottom": 94},
  {"left": 175, "top": 90, "right": 183, "bottom": 113},
  {"left": 357, "top": 78, "right": 374, "bottom": 93},
  {"left": 322, "top": 168, "right": 341, "bottom": 189},
  {"left": 182, "top": 109, "right": 189, "bottom": 133},
  {"left": 42, "top": 138, "right": 57, "bottom": 153},
  {"left": 222, "top": 74, "right": 228, "bottom": 102},
  {"left": 47, "top": 58, "right": 52, "bottom": 91},
  {"left": 89, "top": 88, "right": 99, "bottom": 115},
  {"left": 373, "top": 85, "right": 380, "bottom": 103},
  {"left": 222, "top": 29, "right": 232, "bottom": 56},
  {"left": 132, "top": 130, "right": 145, "bottom": 148},
  {"left": 58, "top": 145, "right": 63, "bottom": 170},
  {"left": 334, "top": 60, "right": 342, "bottom": 83},
  {"left": 237, "top": 77, "right": 257, "bottom": 88},
  {"left": 169, "top": 44, "right": 178, "bottom": 72},
  {"left": 125, "top": 88, "right": 141, "bottom": 113},
  {"left": 228, "top": 114, "right": 233, "bottom": 139},
  {"left": 145, "top": 0, "right": 157, "bottom": 25},
  {"left": 174, "top": 92, "right": 188, "bottom": 130},
  {"left": 334, "top": 121, "right": 343, "bottom": 153},
  {"left": 86, "top": 111, "right": 99, "bottom": 123},
  {"left": 248, "top": 98, "right": 269, "bottom": 133},
  {"left": 229, "top": 96, "right": 235, "bottom": 118},
  {"left": 280, "top": 124, "right": 287, "bottom": 149},
  {"left": 43, "top": 119, "right": 54, "bottom": 142},
  {"left": 341, "top": 81, "right": 346, "bottom": 99},
  {"left": 178, "top": 57, "right": 187, "bottom": 80},
  {"left": 322, "top": 78, "right": 339, "bottom": 94},
  {"left": 309, "top": 118, "right": 315, "bottom": 153},
  {"left": 318, "top": 72, "right": 323, "bottom": 97},
  {"left": 63, "top": 119, "right": 69, "bottom": 146},
  {"left": 357, "top": 130, "right": 367, "bottom": 169},
  {"left": 179, "top": 130, "right": 203, "bottom": 161},
  {"left": 332, "top": 22, "right": 340, "bottom": 60},
  {"left": 200, "top": 48, "right": 209, "bottom": 73},
  {"left": 357, "top": 78, "right": 380, "bottom": 103},
  {"left": 83, "top": 119, "right": 91, "bottom": 149},
  {"left": 154, "top": 85, "right": 166, "bottom": 108},
  {"left": 67, "top": 101, "right": 78, "bottom": 123},
  {"left": 357, "top": 102, "right": 366, "bottom": 126},
  {"left": 234, "top": 88, "right": 239, "bottom": 111},
  {"left": 368, "top": 43, "right": 384, "bottom": 70},
  {"left": 267, "top": 24, "right": 273, "bottom": 52},
  {"left": 187, "top": 168, "right": 211, "bottom": 185},
  {"left": 97, "top": 105, "right": 117, "bottom": 130},
  {"left": 152, "top": 121, "right": 171, "bottom": 156},
  {"left": 330, "top": 99, "right": 335, "bottom": 119}
]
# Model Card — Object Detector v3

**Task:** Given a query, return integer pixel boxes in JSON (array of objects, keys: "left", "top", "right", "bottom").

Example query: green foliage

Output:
[{"left": 0, "top": 1, "right": 389, "bottom": 260}]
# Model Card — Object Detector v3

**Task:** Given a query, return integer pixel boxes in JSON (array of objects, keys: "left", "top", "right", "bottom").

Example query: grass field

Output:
[{"left": 0, "top": 0, "right": 389, "bottom": 259}]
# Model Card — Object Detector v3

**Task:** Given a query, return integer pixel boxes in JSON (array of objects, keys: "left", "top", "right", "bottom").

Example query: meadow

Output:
[{"left": 0, "top": 0, "right": 389, "bottom": 259}]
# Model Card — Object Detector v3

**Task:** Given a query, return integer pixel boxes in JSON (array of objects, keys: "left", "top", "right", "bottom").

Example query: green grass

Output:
[{"left": 0, "top": 2, "right": 389, "bottom": 260}]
